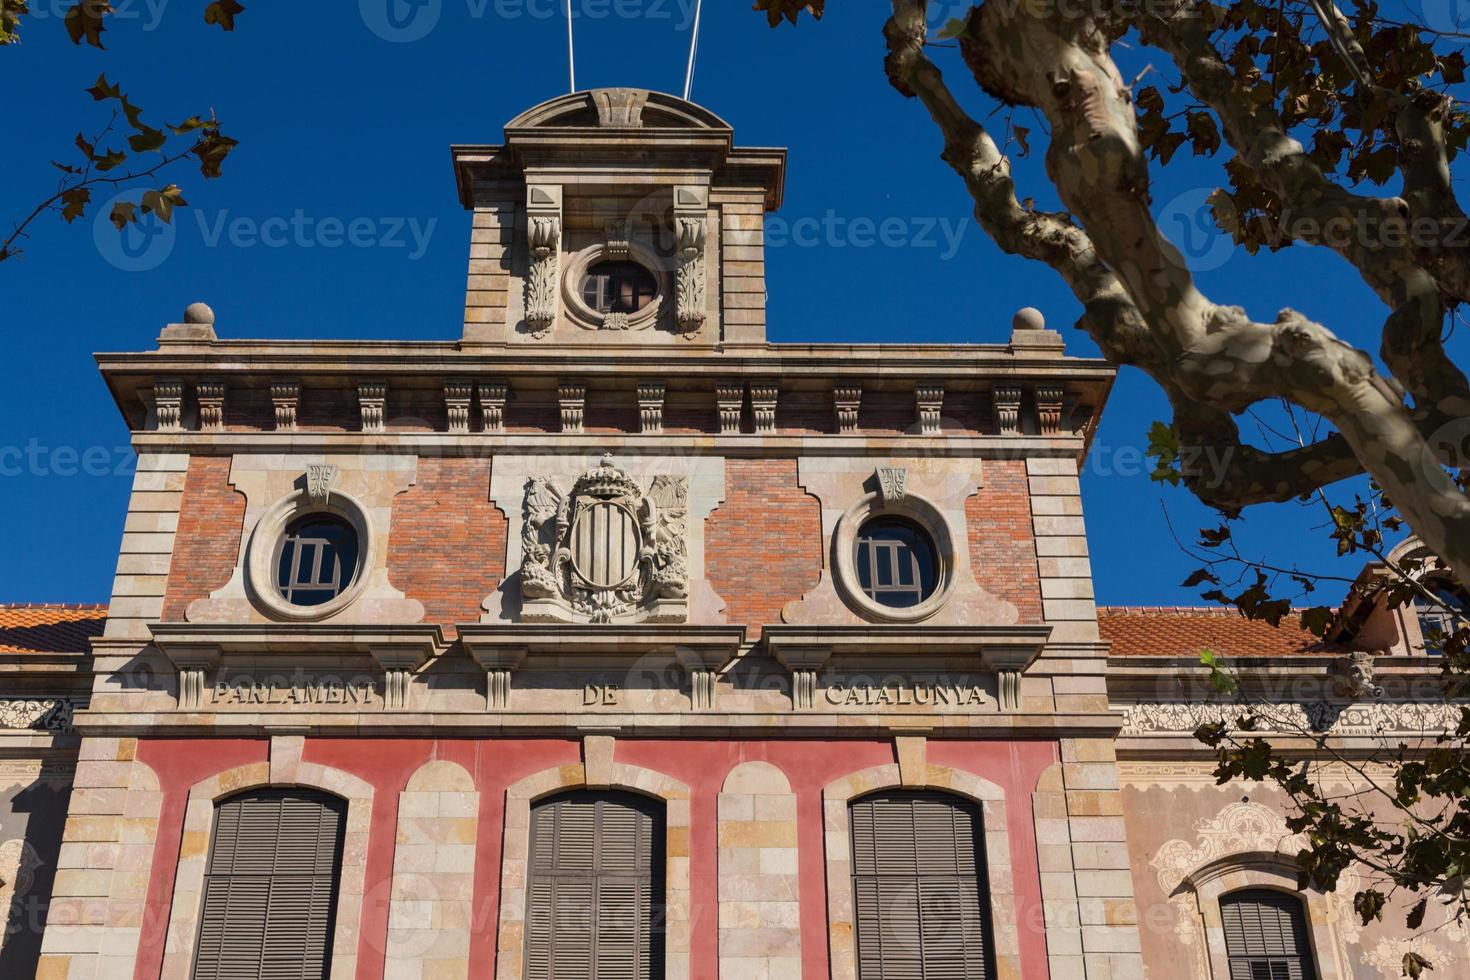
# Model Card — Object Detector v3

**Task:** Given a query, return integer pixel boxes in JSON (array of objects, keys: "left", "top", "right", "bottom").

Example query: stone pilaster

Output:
[
  {"left": 37, "top": 740, "right": 162, "bottom": 980},
  {"left": 383, "top": 761, "right": 480, "bottom": 980},
  {"left": 106, "top": 452, "right": 188, "bottom": 641},
  {"left": 717, "top": 762, "right": 801, "bottom": 978}
]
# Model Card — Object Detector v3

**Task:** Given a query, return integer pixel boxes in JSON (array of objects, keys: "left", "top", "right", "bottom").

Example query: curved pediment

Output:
[{"left": 506, "top": 88, "right": 732, "bottom": 131}]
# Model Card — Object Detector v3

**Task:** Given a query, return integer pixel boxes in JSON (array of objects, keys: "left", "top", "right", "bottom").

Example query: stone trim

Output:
[
  {"left": 158, "top": 758, "right": 375, "bottom": 980},
  {"left": 37, "top": 742, "right": 163, "bottom": 980},
  {"left": 717, "top": 761, "right": 801, "bottom": 977},
  {"left": 497, "top": 758, "right": 693, "bottom": 980},
  {"left": 384, "top": 759, "right": 479, "bottom": 980},
  {"left": 1186, "top": 858, "right": 1348, "bottom": 980},
  {"left": 821, "top": 762, "right": 1020, "bottom": 980}
]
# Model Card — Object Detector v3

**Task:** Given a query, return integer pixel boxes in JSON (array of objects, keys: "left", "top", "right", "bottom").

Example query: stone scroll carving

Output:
[
  {"left": 0, "top": 698, "right": 76, "bottom": 734},
  {"left": 525, "top": 214, "right": 561, "bottom": 338},
  {"left": 520, "top": 455, "right": 690, "bottom": 624},
  {"left": 675, "top": 216, "right": 707, "bottom": 336},
  {"left": 1121, "top": 699, "right": 1463, "bottom": 737}
]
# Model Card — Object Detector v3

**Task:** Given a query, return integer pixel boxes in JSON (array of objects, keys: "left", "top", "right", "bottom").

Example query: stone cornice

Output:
[
  {"left": 764, "top": 624, "right": 1053, "bottom": 673},
  {"left": 458, "top": 623, "right": 746, "bottom": 665},
  {"left": 148, "top": 623, "right": 448, "bottom": 664}
]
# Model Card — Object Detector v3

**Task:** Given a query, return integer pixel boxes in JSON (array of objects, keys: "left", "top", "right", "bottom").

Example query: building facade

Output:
[{"left": 1, "top": 89, "right": 1465, "bottom": 979}]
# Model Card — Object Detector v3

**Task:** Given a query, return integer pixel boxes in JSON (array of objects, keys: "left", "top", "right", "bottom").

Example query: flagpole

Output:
[
  {"left": 566, "top": 0, "right": 577, "bottom": 92},
  {"left": 682, "top": 0, "right": 703, "bottom": 101}
]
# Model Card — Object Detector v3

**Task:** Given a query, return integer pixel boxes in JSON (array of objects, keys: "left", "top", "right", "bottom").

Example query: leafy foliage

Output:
[{"left": 2, "top": 2, "right": 243, "bottom": 262}]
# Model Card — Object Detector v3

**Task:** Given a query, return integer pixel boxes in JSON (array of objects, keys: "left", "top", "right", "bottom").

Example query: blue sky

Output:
[{"left": 1, "top": 0, "right": 1460, "bottom": 605}]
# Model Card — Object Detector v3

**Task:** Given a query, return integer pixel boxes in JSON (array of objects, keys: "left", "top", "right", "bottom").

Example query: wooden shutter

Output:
[
  {"left": 526, "top": 791, "right": 664, "bottom": 980},
  {"left": 193, "top": 789, "right": 346, "bottom": 980},
  {"left": 1221, "top": 889, "right": 1318, "bottom": 980},
  {"left": 850, "top": 792, "right": 995, "bottom": 980}
]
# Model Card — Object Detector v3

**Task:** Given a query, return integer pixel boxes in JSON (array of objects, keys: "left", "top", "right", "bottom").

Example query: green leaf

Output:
[
  {"left": 1146, "top": 421, "right": 1181, "bottom": 484},
  {"left": 936, "top": 17, "right": 966, "bottom": 40}
]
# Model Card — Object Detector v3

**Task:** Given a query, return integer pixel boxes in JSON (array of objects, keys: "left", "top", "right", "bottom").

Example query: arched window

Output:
[
  {"left": 1220, "top": 889, "right": 1318, "bottom": 980},
  {"left": 192, "top": 789, "right": 346, "bottom": 980},
  {"left": 526, "top": 791, "right": 665, "bottom": 979},
  {"left": 849, "top": 791, "right": 995, "bottom": 979}
]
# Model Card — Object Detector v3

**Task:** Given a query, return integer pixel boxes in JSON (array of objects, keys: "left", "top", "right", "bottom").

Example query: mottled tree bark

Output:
[{"left": 883, "top": 1, "right": 1470, "bottom": 579}]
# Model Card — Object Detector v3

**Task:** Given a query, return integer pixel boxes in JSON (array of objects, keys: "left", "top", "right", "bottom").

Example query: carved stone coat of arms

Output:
[{"left": 520, "top": 455, "right": 690, "bottom": 624}]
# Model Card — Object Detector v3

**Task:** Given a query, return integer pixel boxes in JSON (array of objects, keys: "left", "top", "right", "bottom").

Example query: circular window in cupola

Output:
[
  {"left": 581, "top": 260, "right": 658, "bottom": 314},
  {"left": 563, "top": 241, "right": 669, "bottom": 332}
]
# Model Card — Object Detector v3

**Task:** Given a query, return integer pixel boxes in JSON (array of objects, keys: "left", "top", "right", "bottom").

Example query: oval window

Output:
[
  {"left": 581, "top": 260, "right": 658, "bottom": 314},
  {"left": 275, "top": 514, "right": 360, "bottom": 607},
  {"left": 855, "top": 517, "right": 938, "bottom": 608}
]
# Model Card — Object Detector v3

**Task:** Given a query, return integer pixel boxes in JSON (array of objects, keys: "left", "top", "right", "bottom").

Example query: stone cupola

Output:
[{"left": 452, "top": 88, "right": 786, "bottom": 349}]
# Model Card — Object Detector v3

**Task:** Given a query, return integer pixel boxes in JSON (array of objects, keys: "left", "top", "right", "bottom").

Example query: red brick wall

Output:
[
  {"left": 706, "top": 458, "right": 822, "bottom": 636},
  {"left": 387, "top": 457, "right": 507, "bottom": 632},
  {"left": 161, "top": 457, "right": 246, "bottom": 620},
  {"left": 967, "top": 459, "right": 1043, "bottom": 621}
]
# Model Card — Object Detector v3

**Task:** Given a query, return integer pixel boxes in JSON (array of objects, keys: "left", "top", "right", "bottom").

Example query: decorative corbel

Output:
[
  {"left": 877, "top": 466, "right": 908, "bottom": 507},
  {"left": 467, "top": 645, "right": 526, "bottom": 711},
  {"left": 357, "top": 379, "right": 387, "bottom": 433},
  {"left": 771, "top": 647, "right": 831, "bottom": 711},
  {"left": 638, "top": 381, "right": 666, "bottom": 434},
  {"left": 154, "top": 378, "right": 184, "bottom": 432},
  {"left": 559, "top": 381, "right": 586, "bottom": 433},
  {"left": 676, "top": 647, "right": 726, "bottom": 712},
  {"left": 158, "top": 642, "right": 220, "bottom": 710},
  {"left": 1035, "top": 384, "right": 1064, "bottom": 435},
  {"left": 371, "top": 648, "right": 425, "bottom": 711},
  {"left": 993, "top": 384, "right": 1022, "bottom": 435},
  {"left": 445, "top": 378, "right": 474, "bottom": 433},
  {"left": 716, "top": 382, "right": 743, "bottom": 434},
  {"left": 306, "top": 464, "right": 337, "bottom": 506},
  {"left": 196, "top": 379, "right": 226, "bottom": 431},
  {"left": 525, "top": 184, "right": 563, "bottom": 338},
  {"left": 478, "top": 379, "right": 508, "bottom": 432},
  {"left": 605, "top": 220, "right": 631, "bottom": 261},
  {"left": 834, "top": 383, "right": 862, "bottom": 434},
  {"left": 997, "top": 670, "right": 1022, "bottom": 713},
  {"left": 750, "top": 380, "right": 778, "bottom": 434},
  {"left": 673, "top": 186, "right": 709, "bottom": 337},
  {"left": 915, "top": 383, "right": 944, "bottom": 436},
  {"left": 271, "top": 379, "right": 300, "bottom": 432},
  {"left": 171, "top": 645, "right": 220, "bottom": 710}
]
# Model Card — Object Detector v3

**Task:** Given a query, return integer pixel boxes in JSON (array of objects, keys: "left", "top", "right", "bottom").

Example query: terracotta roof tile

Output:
[
  {"left": 0, "top": 604, "right": 107, "bottom": 654},
  {"left": 1097, "top": 606, "right": 1342, "bottom": 658}
]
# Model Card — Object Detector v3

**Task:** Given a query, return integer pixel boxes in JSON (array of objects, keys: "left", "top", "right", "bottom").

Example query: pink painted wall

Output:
[{"left": 133, "top": 737, "right": 1058, "bottom": 979}]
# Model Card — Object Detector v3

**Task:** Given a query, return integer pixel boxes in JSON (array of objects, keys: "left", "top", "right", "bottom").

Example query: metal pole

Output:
[
  {"left": 567, "top": 0, "right": 577, "bottom": 92},
  {"left": 682, "top": 0, "right": 703, "bottom": 101}
]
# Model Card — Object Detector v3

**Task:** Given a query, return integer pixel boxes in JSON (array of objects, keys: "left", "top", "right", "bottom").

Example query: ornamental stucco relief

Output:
[
  {"left": 520, "top": 455, "right": 690, "bottom": 624},
  {"left": 483, "top": 453, "right": 726, "bottom": 625},
  {"left": 1120, "top": 700, "right": 1463, "bottom": 738}
]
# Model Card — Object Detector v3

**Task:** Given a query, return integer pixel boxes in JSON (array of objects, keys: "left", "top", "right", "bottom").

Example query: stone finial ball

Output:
[
  {"left": 184, "top": 302, "right": 215, "bottom": 325},
  {"left": 1012, "top": 306, "right": 1045, "bottom": 332}
]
